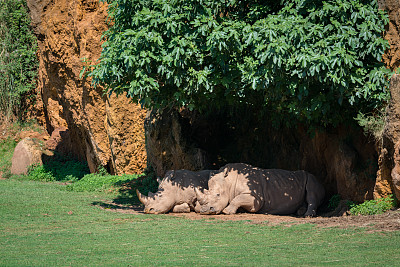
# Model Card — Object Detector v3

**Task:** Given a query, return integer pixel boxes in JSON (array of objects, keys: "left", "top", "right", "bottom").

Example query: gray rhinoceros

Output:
[
  {"left": 136, "top": 169, "right": 212, "bottom": 214},
  {"left": 195, "top": 163, "right": 325, "bottom": 217}
]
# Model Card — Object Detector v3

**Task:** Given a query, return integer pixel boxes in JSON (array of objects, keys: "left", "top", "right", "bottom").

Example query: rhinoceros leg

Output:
[
  {"left": 222, "top": 193, "right": 262, "bottom": 215},
  {"left": 172, "top": 203, "right": 191, "bottom": 213},
  {"left": 304, "top": 190, "right": 324, "bottom": 217},
  {"left": 304, "top": 174, "right": 325, "bottom": 217},
  {"left": 296, "top": 203, "right": 307, "bottom": 216},
  {"left": 304, "top": 199, "right": 318, "bottom": 217}
]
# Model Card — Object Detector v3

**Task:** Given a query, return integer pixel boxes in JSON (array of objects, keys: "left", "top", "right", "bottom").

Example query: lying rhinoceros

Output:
[
  {"left": 195, "top": 163, "right": 325, "bottom": 217},
  {"left": 136, "top": 169, "right": 212, "bottom": 214}
]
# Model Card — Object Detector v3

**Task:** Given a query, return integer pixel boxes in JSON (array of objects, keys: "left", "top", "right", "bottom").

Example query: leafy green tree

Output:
[
  {"left": 88, "top": 0, "right": 391, "bottom": 127},
  {"left": 0, "top": 0, "right": 38, "bottom": 120}
]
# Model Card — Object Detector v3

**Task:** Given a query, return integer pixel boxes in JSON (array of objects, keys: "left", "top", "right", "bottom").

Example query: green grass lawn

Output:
[
  {"left": 0, "top": 137, "right": 17, "bottom": 178},
  {"left": 1, "top": 179, "right": 400, "bottom": 266}
]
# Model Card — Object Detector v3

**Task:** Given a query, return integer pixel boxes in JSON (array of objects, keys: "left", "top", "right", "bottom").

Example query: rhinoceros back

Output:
[
  {"left": 261, "top": 169, "right": 308, "bottom": 215},
  {"left": 178, "top": 169, "right": 211, "bottom": 189}
]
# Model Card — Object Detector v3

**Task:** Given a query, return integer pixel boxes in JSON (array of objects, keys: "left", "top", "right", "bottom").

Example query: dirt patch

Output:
[
  {"left": 94, "top": 201, "right": 400, "bottom": 232},
  {"left": 169, "top": 209, "right": 400, "bottom": 232}
]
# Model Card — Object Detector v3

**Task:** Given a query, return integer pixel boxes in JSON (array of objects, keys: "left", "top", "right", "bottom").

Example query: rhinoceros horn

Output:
[
  {"left": 195, "top": 187, "right": 206, "bottom": 204},
  {"left": 136, "top": 189, "right": 149, "bottom": 205}
]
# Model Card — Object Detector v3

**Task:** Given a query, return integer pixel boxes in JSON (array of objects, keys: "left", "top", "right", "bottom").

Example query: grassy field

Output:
[
  {"left": 0, "top": 137, "right": 17, "bottom": 178},
  {"left": 1, "top": 179, "right": 400, "bottom": 266}
]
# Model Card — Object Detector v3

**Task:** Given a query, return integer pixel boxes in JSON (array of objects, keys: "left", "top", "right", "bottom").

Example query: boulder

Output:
[{"left": 11, "top": 138, "right": 52, "bottom": 175}]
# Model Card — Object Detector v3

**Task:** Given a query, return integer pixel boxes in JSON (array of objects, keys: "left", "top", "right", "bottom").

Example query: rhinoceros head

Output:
[
  {"left": 136, "top": 188, "right": 176, "bottom": 214},
  {"left": 195, "top": 171, "right": 229, "bottom": 214},
  {"left": 136, "top": 171, "right": 176, "bottom": 214}
]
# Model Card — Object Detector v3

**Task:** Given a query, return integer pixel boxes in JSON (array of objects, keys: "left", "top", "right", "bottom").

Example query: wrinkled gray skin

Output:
[
  {"left": 196, "top": 163, "right": 325, "bottom": 217},
  {"left": 137, "top": 170, "right": 212, "bottom": 214}
]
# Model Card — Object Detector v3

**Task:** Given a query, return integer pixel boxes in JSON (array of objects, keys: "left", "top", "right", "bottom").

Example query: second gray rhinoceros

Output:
[
  {"left": 137, "top": 169, "right": 212, "bottom": 214},
  {"left": 195, "top": 163, "right": 325, "bottom": 216}
]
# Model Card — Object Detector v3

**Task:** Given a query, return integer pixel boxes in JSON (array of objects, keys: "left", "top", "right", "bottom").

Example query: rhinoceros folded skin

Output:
[
  {"left": 195, "top": 163, "right": 325, "bottom": 216},
  {"left": 137, "top": 169, "right": 212, "bottom": 214}
]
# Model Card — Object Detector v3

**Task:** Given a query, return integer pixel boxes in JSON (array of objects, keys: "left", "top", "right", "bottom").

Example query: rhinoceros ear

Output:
[
  {"left": 165, "top": 170, "right": 175, "bottom": 180},
  {"left": 223, "top": 167, "right": 229, "bottom": 177},
  {"left": 136, "top": 189, "right": 148, "bottom": 205},
  {"left": 157, "top": 177, "right": 162, "bottom": 184}
]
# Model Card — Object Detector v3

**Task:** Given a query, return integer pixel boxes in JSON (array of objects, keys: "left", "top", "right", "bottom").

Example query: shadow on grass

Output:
[
  {"left": 91, "top": 201, "right": 143, "bottom": 212},
  {"left": 90, "top": 170, "right": 159, "bottom": 213}
]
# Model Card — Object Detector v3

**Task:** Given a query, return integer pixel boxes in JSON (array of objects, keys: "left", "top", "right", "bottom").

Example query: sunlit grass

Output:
[
  {"left": 0, "top": 137, "right": 17, "bottom": 178},
  {"left": 1, "top": 179, "right": 400, "bottom": 266}
]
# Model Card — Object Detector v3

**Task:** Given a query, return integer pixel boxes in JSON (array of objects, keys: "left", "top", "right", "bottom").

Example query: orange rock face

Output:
[
  {"left": 26, "top": 0, "right": 146, "bottom": 174},
  {"left": 381, "top": 0, "right": 400, "bottom": 70},
  {"left": 376, "top": 75, "right": 400, "bottom": 200},
  {"left": 375, "top": 1, "right": 400, "bottom": 200}
]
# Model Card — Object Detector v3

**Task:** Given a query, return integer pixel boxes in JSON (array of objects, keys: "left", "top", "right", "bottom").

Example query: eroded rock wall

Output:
[
  {"left": 375, "top": 1, "right": 400, "bottom": 200},
  {"left": 27, "top": 0, "right": 146, "bottom": 174},
  {"left": 376, "top": 75, "right": 400, "bottom": 200}
]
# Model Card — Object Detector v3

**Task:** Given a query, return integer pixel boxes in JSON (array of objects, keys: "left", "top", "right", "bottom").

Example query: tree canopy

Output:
[
  {"left": 88, "top": 0, "right": 392, "bottom": 127},
  {"left": 0, "top": 0, "right": 38, "bottom": 119}
]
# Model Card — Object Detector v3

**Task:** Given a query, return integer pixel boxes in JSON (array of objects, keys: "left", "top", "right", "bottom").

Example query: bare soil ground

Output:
[{"left": 95, "top": 202, "right": 400, "bottom": 232}]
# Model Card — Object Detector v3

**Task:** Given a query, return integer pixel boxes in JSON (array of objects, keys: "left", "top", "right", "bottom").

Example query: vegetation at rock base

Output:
[
  {"left": 65, "top": 165, "right": 141, "bottom": 192},
  {"left": 23, "top": 160, "right": 157, "bottom": 195},
  {"left": 349, "top": 195, "right": 395, "bottom": 215},
  {"left": 88, "top": 0, "right": 392, "bottom": 128},
  {"left": 328, "top": 194, "right": 341, "bottom": 211},
  {"left": 0, "top": 0, "right": 38, "bottom": 120},
  {"left": 27, "top": 153, "right": 90, "bottom": 183}
]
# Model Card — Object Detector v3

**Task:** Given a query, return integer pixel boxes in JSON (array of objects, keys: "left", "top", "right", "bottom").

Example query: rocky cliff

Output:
[
  {"left": 26, "top": 0, "right": 146, "bottom": 174},
  {"left": 375, "top": 0, "right": 400, "bottom": 200}
]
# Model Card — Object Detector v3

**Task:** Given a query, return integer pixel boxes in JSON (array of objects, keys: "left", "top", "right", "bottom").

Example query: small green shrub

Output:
[
  {"left": 328, "top": 194, "right": 341, "bottom": 211},
  {"left": 25, "top": 155, "right": 90, "bottom": 182},
  {"left": 42, "top": 153, "right": 90, "bottom": 181},
  {"left": 27, "top": 164, "right": 56, "bottom": 182},
  {"left": 66, "top": 172, "right": 140, "bottom": 192},
  {"left": 349, "top": 195, "right": 395, "bottom": 216},
  {"left": 354, "top": 110, "right": 386, "bottom": 140}
]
